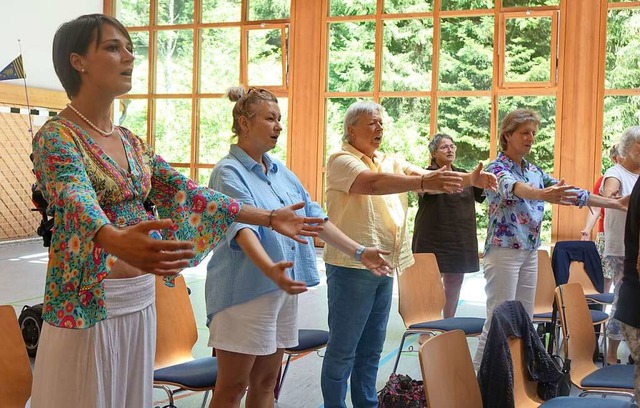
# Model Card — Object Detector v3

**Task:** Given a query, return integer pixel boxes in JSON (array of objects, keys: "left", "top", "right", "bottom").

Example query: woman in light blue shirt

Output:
[{"left": 205, "top": 87, "right": 391, "bottom": 408}]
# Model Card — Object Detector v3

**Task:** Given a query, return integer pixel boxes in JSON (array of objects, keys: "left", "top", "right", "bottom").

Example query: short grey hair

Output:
[
  {"left": 617, "top": 126, "right": 640, "bottom": 158},
  {"left": 428, "top": 133, "right": 455, "bottom": 157},
  {"left": 342, "top": 101, "right": 384, "bottom": 143}
]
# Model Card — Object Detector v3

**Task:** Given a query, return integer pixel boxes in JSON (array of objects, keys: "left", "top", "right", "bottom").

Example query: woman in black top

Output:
[
  {"left": 412, "top": 133, "right": 485, "bottom": 318},
  {"left": 616, "top": 176, "right": 640, "bottom": 400}
]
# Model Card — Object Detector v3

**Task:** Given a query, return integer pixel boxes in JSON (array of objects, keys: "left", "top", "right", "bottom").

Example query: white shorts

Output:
[{"left": 208, "top": 290, "right": 298, "bottom": 355}]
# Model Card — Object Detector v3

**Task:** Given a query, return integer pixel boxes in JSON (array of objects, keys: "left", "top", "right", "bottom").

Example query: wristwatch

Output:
[{"left": 354, "top": 245, "right": 366, "bottom": 262}]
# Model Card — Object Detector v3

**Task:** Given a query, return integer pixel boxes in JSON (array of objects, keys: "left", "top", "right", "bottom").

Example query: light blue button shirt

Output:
[
  {"left": 484, "top": 152, "right": 589, "bottom": 253},
  {"left": 205, "top": 144, "right": 326, "bottom": 321}
]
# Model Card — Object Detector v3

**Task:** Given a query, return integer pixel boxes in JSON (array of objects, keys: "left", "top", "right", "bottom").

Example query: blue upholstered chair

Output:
[
  {"left": 393, "top": 253, "right": 485, "bottom": 374},
  {"left": 153, "top": 275, "right": 216, "bottom": 408}
]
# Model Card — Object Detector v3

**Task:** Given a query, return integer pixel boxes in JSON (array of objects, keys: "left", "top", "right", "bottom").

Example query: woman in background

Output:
[{"left": 412, "top": 133, "right": 485, "bottom": 318}]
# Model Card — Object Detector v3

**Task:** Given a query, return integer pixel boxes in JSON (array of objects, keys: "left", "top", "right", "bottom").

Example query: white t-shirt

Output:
[{"left": 601, "top": 164, "right": 639, "bottom": 257}]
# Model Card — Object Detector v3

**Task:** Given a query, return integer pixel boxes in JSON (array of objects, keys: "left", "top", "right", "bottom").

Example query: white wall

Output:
[{"left": 0, "top": 0, "right": 103, "bottom": 91}]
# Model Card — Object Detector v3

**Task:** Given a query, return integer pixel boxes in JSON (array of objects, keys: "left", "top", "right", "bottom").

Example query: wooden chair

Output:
[
  {"left": 393, "top": 253, "right": 485, "bottom": 373},
  {"left": 533, "top": 249, "right": 557, "bottom": 319},
  {"left": 0, "top": 305, "right": 32, "bottom": 408},
  {"left": 509, "top": 337, "right": 636, "bottom": 408},
  {"left": 554, "top": 283, "right": 635, "bottom": 400},
  {"left": 154, "top": 275, "right": 217, "bottom": 408},
  {"left": 568, "top": 261, "right": 614, "bottom": 305},
  {"left": 419, "top": 330, "right": 482, "bottom": 408}
]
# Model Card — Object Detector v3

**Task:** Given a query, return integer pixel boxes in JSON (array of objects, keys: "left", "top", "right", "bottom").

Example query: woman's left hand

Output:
[
  {"left": 470, "top": 162, "right": 497, "bottom": 191},
  {"left": 271, "top": 202, "right": 325, "bottom": 244},
  {"left": 360, "top": 247, "right": 393, "bottom": 277}
]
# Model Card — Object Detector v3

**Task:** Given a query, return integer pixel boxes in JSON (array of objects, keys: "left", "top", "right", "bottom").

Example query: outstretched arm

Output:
[
  {"left": 349, "top": 169, "right": 463, "bottom": 195},
  {"left": 318, "top": 220, "right": 392, "bottom": 277},
  {"left": 580, "top": 208, "right": 601, "bottom": 240}
]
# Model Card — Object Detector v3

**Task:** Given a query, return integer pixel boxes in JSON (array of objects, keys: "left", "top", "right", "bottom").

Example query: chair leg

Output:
[
  {"left": 392, "top": 332, "right": 411, "bottom": 374},
  {"left": 155, "top": 385, "right": 176, "bottom": 407},
  {"left": 602, "top": 323, "right": 608, "bottom": 366},
  {"left": 275, "top": 354, "right": 293, "bottom": 402},
  {"left": 201, "top": 390, "right": 210, "bottom": 408}
]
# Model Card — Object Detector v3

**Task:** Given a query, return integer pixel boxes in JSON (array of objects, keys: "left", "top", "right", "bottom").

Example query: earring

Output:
[{"left": 81, "top": 68, "right": 86, "bottom": 73}]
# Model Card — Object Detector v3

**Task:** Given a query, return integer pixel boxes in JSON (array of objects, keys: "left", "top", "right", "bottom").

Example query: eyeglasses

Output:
[{"left": 437, "top": 144, "right": 457, "bottom": 151}]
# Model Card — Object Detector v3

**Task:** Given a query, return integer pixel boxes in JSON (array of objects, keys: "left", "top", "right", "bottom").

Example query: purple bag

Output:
[{"left": 378, "top": 373, "right": 427, "bottom": 408}]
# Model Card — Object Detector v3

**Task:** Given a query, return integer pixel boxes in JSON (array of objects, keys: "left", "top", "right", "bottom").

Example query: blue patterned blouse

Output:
[{"left": 484, "top": 152, "right": 589, "bottom": 253}]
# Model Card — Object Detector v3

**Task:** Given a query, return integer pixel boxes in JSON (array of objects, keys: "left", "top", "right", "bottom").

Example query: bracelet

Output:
[
  {"left": 355, "top": 245, "right": 366, "bottom": 262},
  {"left": 268, "top": 209, "right": 276, "bottom": 230},
  {"left": 420, "top": 174, "right": 425, "bottom": 191}
]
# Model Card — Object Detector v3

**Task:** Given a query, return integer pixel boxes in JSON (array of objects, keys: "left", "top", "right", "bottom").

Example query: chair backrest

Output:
[
  {"left": 419, "top": 330, "right": 482, "bottom": 408},
  {"left": 155, "top": 275, "right": 198, "bottom": 369},
  {"left": 567, "top": 261, "right": 599, "bottom": 296},
  {"left": 554, "top": 283, "right": 597, "bottom": 384},
  {"left": 534, "top": 249, "right": 557, "bottom": 315},
  {"left": 398, "top": 253, "right": 445, "bottom": 327},
  {"left": 508, "top": 337, "right": 543, "bottom": 408},
  {"left": 0, "top": 305, "right": 33, "bottom": 407}
]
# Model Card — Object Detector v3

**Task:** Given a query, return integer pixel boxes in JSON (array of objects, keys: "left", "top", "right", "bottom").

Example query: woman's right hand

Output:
[
  {"left": 96, "top": 219, "right": 196, "bottom": 276},
  {"left": 540, "top": 180, "right": 579, "bottom": 205},
  {"left": 268, "top": 260, "right": 308, "bottom": 294},
  {"left": 421, "top": 167, "right": 463, "bottom": 194}
]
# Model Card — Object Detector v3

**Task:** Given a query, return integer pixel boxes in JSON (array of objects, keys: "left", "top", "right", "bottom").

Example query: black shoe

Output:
[{"left": 629, "top": 355, "right": 635, "bottom": 365}]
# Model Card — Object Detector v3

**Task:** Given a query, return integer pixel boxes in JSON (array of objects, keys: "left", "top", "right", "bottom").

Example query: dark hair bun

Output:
[{"left": 226, "top": 87, "right": 246, "bottom": 102}]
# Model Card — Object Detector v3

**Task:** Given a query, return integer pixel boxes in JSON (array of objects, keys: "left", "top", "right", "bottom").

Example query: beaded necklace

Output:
[{"left": 67, "top": 103, "right": 115, "bottom": 137}]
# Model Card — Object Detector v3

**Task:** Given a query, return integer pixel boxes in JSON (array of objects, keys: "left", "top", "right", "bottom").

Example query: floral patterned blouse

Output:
[
  {"left": 484, "top": 152, "right": 589, "bottom": 253},
  {"left": 32, "top": 117, "right": 241, "bottom": 329}
]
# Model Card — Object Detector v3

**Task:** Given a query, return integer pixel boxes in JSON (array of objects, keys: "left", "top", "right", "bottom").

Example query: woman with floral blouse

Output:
[
  {"left": 472, "top": 109, "right": 629, "bottom": 369},
  {"left": 29, "top": 14, "right": 322, "bottom": 408}
]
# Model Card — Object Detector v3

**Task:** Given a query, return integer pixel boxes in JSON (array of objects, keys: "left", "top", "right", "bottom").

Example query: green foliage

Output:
[
  {"left": 505, "top": 17, "right": 552, "bottom": 83},
  {"left": 329, "top": 0, "right": 377, "bottom": 16},
  {"left": 382, "top": 19, "right": 433, "bottom": 91},
  {"left": 249, "top": 0, "right": 290, "bottom": 20},
  {"left": 441, "top": 0, "right": 492, "bottom": 10},
  {"left": 202, "top": 0, "right": 241, "bottom": 23},
  {"left": 384, "top": 0, "right": 432, "bottom": 13},
  {"left": 329, "top": 22, "right": 376, "bottom": 92}
]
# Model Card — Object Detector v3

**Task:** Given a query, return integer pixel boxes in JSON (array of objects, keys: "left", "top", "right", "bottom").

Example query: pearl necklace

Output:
[{"left": 66, "top": 103, "right": 115, "bottom": 137}]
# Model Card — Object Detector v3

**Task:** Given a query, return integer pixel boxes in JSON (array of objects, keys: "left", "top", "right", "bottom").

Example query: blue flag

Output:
[{"left": 0, "top": 55, "right": 26, "bottom": 81}]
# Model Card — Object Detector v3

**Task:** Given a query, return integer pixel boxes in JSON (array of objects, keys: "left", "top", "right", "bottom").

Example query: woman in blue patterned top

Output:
[
  {"left": 472, "top": 108, "right": 629, "bottom": 369},
  {"left": 205, "top": 87, "right": 392, "bottom": 408}
]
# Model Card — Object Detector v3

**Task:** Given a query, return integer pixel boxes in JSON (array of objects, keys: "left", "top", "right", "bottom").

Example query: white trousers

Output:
[
  {"left": 472, "top": 247, "right": 538, "bottom": 369},
  {"left": 29, "top": 274, "right": 156, "bottom": 408}
]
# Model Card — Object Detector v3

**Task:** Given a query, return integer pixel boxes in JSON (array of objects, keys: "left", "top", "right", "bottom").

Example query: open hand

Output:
[
  {"left": 269, "top": 260, "right": 308, "bottom": 294},
  {"left": 98, "top": 219, "right": 196, "bottom": 276},
  {"left": 541, "top": 180, "right": 579, "bottom": 205},
  {"left": 616, "top": 194, "right": 630, "bottom": 211},
  {"left": 422, "top": 167, "right": 463, "bottom": 194},
  {"left": 470, "top": 162, "right": 497, "bottom": 191},
  {"left": 360, "top": 247, "right": 393, "bottom": 277},
  {"left": 271, "top": 202, "right": 325, "bottom": 244}
]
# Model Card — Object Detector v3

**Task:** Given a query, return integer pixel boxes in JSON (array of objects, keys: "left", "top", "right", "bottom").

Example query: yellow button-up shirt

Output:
[{"left": 323, "top": 143, "right": 415, "bottom": 275}]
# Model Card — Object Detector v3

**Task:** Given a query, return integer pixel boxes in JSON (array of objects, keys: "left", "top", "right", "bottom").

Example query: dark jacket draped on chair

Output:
[{"left": 478, "top": 301, "right": 562, "bottom": 408}]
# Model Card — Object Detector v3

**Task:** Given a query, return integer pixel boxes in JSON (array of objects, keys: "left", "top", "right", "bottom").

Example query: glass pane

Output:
[
  {"left": 174, "top": 167, "right": 191, "bottom": 179},
  {"left": 202, "top": 0, "right": 241, "bottom": 23},
  {"left": 156, "top": 30, "right": 194, "bottom": 94},
  {"left": 198, "top": 168, "right": 214, "bottom": 186},
  {"left": 199, "top": 98, "right": 234, "bottom": 165},
  {"left": 249, "top": 0, "right": 290, "bottom": 20},
  {"left": 380, "top": 98, "right": 430, "bottom": 168},
  {"left": 329, "top": 0, "right": 376, "bottom": 16},
  {"left": 200, "top": 28, "right": 241, "bottom": 93},
  {"left": 157, "top": 0, "right": 194, "bottom": 25},
  {"left": 325, "top": 98, "right": 360, "bottom": 161},
  {"left": 605, "top": 9, "right": 640, "bottom": 90},
  {"left": 328, "top": 22, "right": 376, "bottom": 92},
  {"left": 504, "top": 16, "right": 552, "bottom": 83},
  {"left": 115, "top": 0, "right": 149, "bottom": 26},
  {"left": 130, "top": 32, "right": 149, "bottom": 94},
  {"left": 154, "top": 99, "right": 192, "bottom": 163},
  {"left": 114, "top": 99, "right": 148, "bottom": 140},
  {"left": 439, "top": 16, "right": 493, "bottom": 91},
  {"left": 248, "top": 29, "right": 284, "bottom": 87},
  {"left": 384, "top": 0, "right": 432, "bottom": 13},
  {"left": 270, "top": 97, "right": 288, "bottom": 162},
  {"left": 498, "top": 95, "right": 556, "bottom": 243},
  {"left": 436, "top": 97, "right": 491, "bottom": 171},
  {"left": 381, "top": 19, "right": 433, "bottom": 92},
  {"left": 441, "top": 0, "right": 492, "bottom": 10},
  {"left": 503, "top": 0, "right": 558, "bottom": 6},
  {"left": 603, "top": 95, "right": 640, "bottom": 169}
]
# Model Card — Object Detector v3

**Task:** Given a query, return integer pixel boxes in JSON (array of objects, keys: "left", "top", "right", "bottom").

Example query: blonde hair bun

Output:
[{"left": 226, "top": 87, "right": 246, "bottom": 102}]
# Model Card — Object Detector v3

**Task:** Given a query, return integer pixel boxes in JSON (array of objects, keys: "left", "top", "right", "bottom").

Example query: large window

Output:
[
  {"left": 603, "top": 2, "right": 640, "bottom": 170},
  {"left": 111, "top": 0, "right": 291, "bottom": 183},
  {"left": 323, "top": 0, "right": 560, "bottom": 243}
]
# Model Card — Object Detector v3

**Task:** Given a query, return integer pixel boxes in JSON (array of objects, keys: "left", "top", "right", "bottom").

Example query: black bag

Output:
[{"left": 378, "top": 373, "right": 427, "bottom": 408}]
